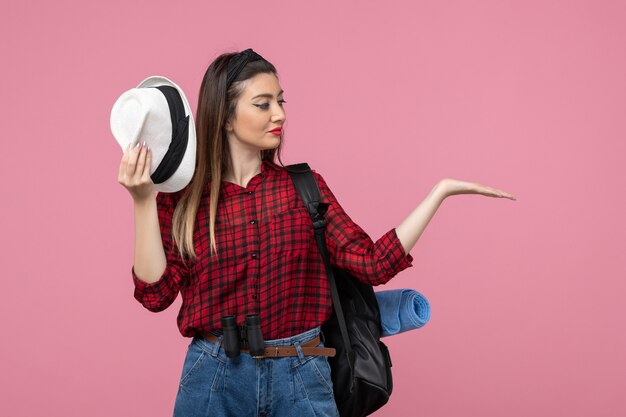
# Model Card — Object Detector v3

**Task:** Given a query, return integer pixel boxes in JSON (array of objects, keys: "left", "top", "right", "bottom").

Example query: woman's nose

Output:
[{"left": 272, "top": 107, "right": 285, "bottom": 122}]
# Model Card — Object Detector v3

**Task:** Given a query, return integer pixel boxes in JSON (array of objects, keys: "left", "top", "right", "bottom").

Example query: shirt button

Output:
[
  {"left": 250, "top": 220, "right": 256, "bottom": 224},
  {"left": 252, "top": 294, "right": 257, "bottom": 299},
  {"left": 247, "top": 191, "right": 253, "bottom": 195},
  {"left": 251, "top": 252, "right": 257, "bottom": 259}
]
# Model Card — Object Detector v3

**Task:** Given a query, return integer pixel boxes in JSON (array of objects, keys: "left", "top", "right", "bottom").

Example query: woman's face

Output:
[{"left": 225, "top": 72, "right": 286, "bottom": 152}]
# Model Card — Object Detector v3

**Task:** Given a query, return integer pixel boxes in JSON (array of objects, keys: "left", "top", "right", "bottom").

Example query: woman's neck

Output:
[{"left": 223, "top": 158, "right": 262, "bottom": 187}]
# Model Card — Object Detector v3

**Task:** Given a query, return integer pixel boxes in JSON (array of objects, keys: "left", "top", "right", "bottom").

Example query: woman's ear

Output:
[{"left": 224, "top": 119, "right": 233, "bottom": 132}]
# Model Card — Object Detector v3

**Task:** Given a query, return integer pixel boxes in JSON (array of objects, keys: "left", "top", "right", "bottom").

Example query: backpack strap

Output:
[{"left": 286, "top": 163, "right": 352, "bottom": 356}]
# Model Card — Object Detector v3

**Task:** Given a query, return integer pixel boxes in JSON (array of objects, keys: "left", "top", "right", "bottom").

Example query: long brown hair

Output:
[{"left": 171, "top": 50, "right": 289, "bottom": 267}]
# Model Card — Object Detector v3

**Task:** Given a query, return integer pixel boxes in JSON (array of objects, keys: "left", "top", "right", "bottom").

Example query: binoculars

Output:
[{"left": 220, "top": 314, "right": 265, "bottom": 358}]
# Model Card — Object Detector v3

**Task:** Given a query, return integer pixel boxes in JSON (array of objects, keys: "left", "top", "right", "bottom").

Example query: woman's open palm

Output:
[{"left": 439, "top": 178, "right": 517, "bottom": 200}]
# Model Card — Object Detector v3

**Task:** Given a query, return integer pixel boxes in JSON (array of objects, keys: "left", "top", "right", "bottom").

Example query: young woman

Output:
[{"left": 118, "top": 48, "right": 516, "bottom": 417}]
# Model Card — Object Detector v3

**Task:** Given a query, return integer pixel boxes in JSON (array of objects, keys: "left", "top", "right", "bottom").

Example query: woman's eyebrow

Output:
[{"left": 251, "top": 90, "right": 284, "bottom": 100}]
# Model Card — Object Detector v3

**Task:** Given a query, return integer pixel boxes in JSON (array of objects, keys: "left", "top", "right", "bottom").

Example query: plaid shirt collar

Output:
[{"left": 219, "top": 159, "right": 281, "bottom": 198}]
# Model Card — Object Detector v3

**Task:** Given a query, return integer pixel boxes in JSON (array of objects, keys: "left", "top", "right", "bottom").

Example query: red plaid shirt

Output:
[{"left": 132, "top": 159, "right": 414, "bottom": 340}]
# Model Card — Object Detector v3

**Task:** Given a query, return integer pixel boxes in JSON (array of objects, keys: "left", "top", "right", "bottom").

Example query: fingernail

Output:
[
  {"left": 135, "top": 142, "right": 140, "bottom": 149},
  {"left": 142, "top": 140, "right": 146, "bottom": 148}
]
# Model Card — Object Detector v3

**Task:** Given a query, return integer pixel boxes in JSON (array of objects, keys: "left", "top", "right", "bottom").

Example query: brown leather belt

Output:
[{"left": 199, "top": 330, "right": 336, "bottom": 358}]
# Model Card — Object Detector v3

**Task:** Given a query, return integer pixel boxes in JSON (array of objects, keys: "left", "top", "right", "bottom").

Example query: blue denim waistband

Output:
[{"left": 264, "top": 326, "right": 320, "bottom": 347}]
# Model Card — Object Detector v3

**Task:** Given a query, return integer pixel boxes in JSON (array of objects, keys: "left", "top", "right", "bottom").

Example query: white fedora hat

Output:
[{"left": 110, "top": 75, "right": 196, "bottom": 193}]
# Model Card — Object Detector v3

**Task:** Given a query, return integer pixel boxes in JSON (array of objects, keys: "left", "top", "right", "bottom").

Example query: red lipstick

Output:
[{"left": 269, "top": 127, "right": 282, "bottom": 135}]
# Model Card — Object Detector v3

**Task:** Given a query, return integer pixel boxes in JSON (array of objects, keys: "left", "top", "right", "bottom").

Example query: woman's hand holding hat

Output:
[{"left": 118, "top": 140, "right": 155, "bottom": 203}]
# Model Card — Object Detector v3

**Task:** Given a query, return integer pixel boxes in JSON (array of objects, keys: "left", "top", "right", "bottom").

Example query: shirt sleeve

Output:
[
  {"left": 311, "top": 170, "right": 414, "bottom": 286},
  {"left": 131, "top": 191, "right": 190, "bottom": 312}
]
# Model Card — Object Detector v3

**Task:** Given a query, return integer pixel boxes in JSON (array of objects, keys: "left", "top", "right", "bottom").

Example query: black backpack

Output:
[{"left": 286, "top": 163, "right": 394, "bottom": 417}]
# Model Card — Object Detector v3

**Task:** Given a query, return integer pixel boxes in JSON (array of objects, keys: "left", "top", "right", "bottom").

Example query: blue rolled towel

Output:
[{"left": 375, "top": 289, "right": 431, "bottom": 337}]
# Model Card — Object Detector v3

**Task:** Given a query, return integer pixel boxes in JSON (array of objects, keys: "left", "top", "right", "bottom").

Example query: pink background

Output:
[{"left": 2, "top": 0, "right": 625, "bottom": 416}]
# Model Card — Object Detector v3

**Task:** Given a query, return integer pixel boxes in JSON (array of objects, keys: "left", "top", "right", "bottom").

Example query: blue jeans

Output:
[{"left": 173, "top": 326, "right": 340, "bottom": 417}]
